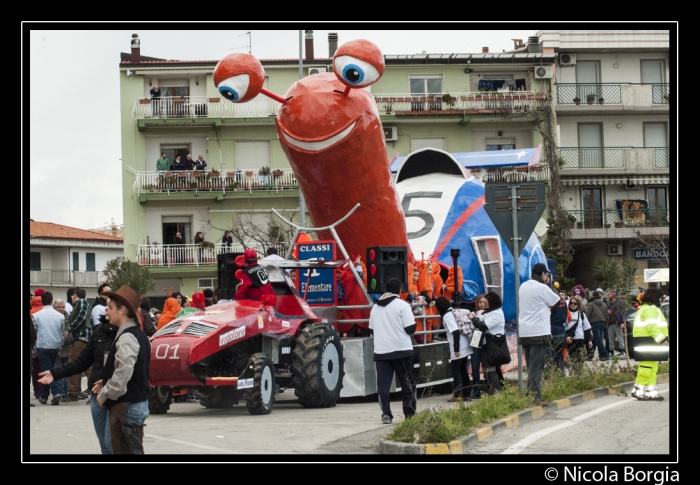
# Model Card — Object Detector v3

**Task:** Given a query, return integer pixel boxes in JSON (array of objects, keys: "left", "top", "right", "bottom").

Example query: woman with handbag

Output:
[
  {"left": 468, "top": 294, "right": 488, "bottom": 399},
  {"left": 435, "top": 297, "right": 472, "bottom": 402},
  {"left": 564, "top": 296, "right": 593, "bottom": 375},
  {"left": 471, "top": 292, "right": 508, "bottom": 394}
]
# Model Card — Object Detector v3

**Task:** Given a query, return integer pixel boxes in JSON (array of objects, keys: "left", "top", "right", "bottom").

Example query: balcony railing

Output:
[
  {"left": 559, "top": 147, "right": 669, "bottom": 169},
  {"left": 556, "top": 83, "right": 669, "bottom": 105},
  {"left": 469, "top": 165, "right": 551, "bottom": 183},
  {"left": 374, "top": 91, "right": 551, "bottom": 114},
  {"left": 137, "top": 243, "right": 277, "bottom": 267},
  {"left": 566, "top": 208, "right": 670, "bottom": 229},
  {"left": 29, "top": 270, "right": 107, "bottom": 286},
  {"left": 133, "top": 96, "right": 279, "bottom": 120},
  {"left": 135, "top": 169, "right": 298, "bottom": 195},
  {"left": 132, "top": 92, "right": 551, "bottom": 120}
]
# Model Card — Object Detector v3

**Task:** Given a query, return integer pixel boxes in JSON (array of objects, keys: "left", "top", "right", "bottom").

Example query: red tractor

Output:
[{"left": 147, "top": 262, "right": 346, "bottom": 415}]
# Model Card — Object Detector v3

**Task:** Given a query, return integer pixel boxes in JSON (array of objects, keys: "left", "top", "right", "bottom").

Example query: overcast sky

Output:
[{"left": 27, "top": 25, "right": 541, "bottom": 230}]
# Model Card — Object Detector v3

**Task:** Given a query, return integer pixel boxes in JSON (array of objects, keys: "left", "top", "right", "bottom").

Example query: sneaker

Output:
[
  {"left": 446, "top": 396, "right": 460, "bottom": 403},
  {"left": 78, "top": 392, "right": 89, "bottom": 400},
  {"left": 66, "top": 395, "right": 80, "bottom": 402},
  {"left": 39, "top": 398, "right": 48, "bottom": 404},
  {"left": 645, "top": 386, "right": 665, "bottom": 401},
  {"left": 534, "top": 398, "right": 550, "bottom": 406},
  {"left": 631, "top": 385, "right": 645, "bottom": 400},
  {"left": 29, "top": 403, "right": 35, "bottom": 407},
  {"left": 61, "top": 395, "right": 74, "bottom": 403},
  {"left": 51, "top": 396, "right": 61, "bottom": 405},
  {"left": 186, "top": 394, "right": 200, "bottom": 402},
  {"left": 381, "top": 415, "right": 393, "bottom": 425},
  {"left": 599, "top": 356, "right": 610, "bottom": 362}
]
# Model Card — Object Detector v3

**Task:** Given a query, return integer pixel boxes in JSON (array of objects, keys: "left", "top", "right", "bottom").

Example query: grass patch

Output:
[{"left": 388, "top": 352, "right": 667, "bottom": 445}]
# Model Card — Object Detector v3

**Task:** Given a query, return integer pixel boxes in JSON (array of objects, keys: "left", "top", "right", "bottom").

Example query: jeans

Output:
[
  {"left": 109, "top": 400, "right": 149, "bottom": 454},
  {"left": 37, "top": 348, "right": 63, "bottom": 400},
  {"left": 608, "top": 325, "right": 626, "bottom": 351},
  {"left": 522, "top": 343, "right": 548, "bottom": 400},
  {"left": 591, "top": 322, "right": 610, "bottom": 358},
  {"left": 90, "top": 393, "right": 112, "bottom": 454},
  {"left": 470, "top": 346, "right": 482, "bottom": 395},
  {"left": 376, "top": 358, "right": 416, "bottom": 420}
]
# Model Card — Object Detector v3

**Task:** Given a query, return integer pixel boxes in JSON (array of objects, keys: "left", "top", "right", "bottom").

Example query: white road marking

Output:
[
  {"left": 146, "top": 433, "right": 242, "bottom": 453},
  {"left": 502, "top": 389, "right": 669, "bottom": 454}
]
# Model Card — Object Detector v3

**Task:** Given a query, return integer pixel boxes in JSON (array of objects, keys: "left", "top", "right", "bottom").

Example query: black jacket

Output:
[
  {"left": 102, "top": 325, "right": 151, "bottom": 409},
  {"left": 50, "top": 315, "right": 118, "bottom": 390}
]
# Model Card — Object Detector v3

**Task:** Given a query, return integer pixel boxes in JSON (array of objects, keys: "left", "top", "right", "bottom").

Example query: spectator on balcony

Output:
[
  {"left": 222, "top": 231, "right": 233, "bottom": 251},
  {"left": 194, "top": 231, "right": 205, "bottom": 261},
  {"left": 91, "top": 283, "right": 111, "bottom": 327},
  {"left": 173, "top": 231, "right": 184, "bottom": 263},
  {"left": 156, "top": 153, "right": 169, "bottom": 172},
  {"left": 195, "top": 155, "right": 207, "bottom": 171},
  {"left": 173, "top": 155, "right": 185, "bottom": 171},
  {"left": 185, "top": 154, "right": 196, "bottom": 171},
  {"left": 149, "top": 85, "right": 161, "bottom": 118}
]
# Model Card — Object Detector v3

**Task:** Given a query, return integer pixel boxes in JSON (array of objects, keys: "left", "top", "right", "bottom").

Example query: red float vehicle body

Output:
[{"left": 147, "top": 264, "right": 346, "bottom": 415}]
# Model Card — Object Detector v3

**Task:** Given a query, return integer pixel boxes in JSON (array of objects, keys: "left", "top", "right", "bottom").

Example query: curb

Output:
[{"left": 379, "top": 373, "right": 669, "bottom": 455}]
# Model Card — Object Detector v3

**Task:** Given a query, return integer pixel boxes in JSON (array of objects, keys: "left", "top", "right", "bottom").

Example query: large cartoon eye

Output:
[
  {"left": 332, "top": 39, "right": 385, "bottom": 89},
  {"left": 217, "top": 74, "right": 251, "bottom": 103},
  {"left": 213, "top": 53, "right": 265, "bottom": 103},
  {"left": 334, "top": 56, "right": 380, "bottom": 87}
]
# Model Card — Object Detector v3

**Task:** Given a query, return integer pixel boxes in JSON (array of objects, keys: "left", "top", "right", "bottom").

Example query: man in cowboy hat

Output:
[{"left": 92, "top": 285, "right": 151, "bottom": 454}]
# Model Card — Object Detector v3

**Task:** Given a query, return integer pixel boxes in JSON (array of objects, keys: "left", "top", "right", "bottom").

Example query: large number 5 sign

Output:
[{"left": 401, "top": 192, "right": 443, "bottom": 239}]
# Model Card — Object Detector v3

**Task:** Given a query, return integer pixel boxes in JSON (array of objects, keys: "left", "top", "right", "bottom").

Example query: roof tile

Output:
[{"left": 30, "top": 220, "right": 123, "bottom": 242}]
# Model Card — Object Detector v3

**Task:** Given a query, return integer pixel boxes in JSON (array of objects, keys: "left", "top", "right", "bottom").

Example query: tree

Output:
[
  {"left": 541, "top": 217, "right": 575, "bottom": 292},
  {"left": 632, "top": 233, "right": 670, "bottom": 267},
  {"left": 103, "top": 257, "right": 155, "bottom": 296}
]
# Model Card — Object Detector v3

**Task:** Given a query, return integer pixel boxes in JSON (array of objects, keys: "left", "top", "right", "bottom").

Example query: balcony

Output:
[
  {"left": 133, "top": 96, "right": 279, "bottom": 120},
  {"left": 555, "top": 84, "right": 669, "bottom": 111},
  {"left": 470, "top": 164, "right": 551, "bottom": 183},
  {"left": 137, "top": 243, "right": 270, "bottom": 267},
  {"left": 566, "top": 209, "right": 670, "bottom": 240},
  {"left": 134, "top": 168, "right": 298, "bottom": 197},
  {"left": 29, "top": 270, "right": 107, "bottom": 287},
  {"left": 559, "top": 147, "right": 669, "bottom": 170},
  {"left": 132, "top": 92, "right": 552, "bottom": 122},
  {"left": 374, "top": 91, "right": 551, "bottom": 115}
]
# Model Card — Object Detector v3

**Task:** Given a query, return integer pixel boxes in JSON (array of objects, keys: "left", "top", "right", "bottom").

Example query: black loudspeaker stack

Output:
[
  {"left": 366, "top": 246, "right": 408, "bottom": 294},
  {"left": 217, "top": 252, "right": 244, "bottom": 299}
]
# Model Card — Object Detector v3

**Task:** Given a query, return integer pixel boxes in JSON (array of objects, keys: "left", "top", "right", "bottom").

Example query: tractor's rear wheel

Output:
[
  {"left": 245, "top": 353, "right": 275, "bottom": 415},
  {"left": 147, "top": 385, "right": 172, "bottom": 414},
  {"left": 292, "top": 324, "right": 345, "bottom": 408}
]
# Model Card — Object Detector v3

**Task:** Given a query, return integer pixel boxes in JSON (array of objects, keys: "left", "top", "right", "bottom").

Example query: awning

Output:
[
  {"left": 561, "top": 174, "right": 670, "bottom": 186},
  {"left": 390, "top": 144, "right": 542, "bottom": 173}
]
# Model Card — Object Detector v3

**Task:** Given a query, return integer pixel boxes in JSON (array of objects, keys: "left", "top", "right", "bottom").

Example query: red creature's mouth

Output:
[{"left": 280, "top": 120, "right": 357, "bottom": 152}]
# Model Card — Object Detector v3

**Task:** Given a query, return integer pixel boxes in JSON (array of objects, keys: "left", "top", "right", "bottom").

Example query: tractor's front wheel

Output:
[
  {"left": 147, "top": 385, "right": 172, "bottom": 414},
  {"left": 245, "top": 353, "right": 275, "bottom": 415}
]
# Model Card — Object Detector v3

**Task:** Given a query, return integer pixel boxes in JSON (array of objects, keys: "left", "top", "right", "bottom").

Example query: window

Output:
[
  {"left": 641, "top": 60, "right": 666, "bottom": 103},
  {"left": 410, "top": 137, "right": 446, "bottom": 153},
  {"left": 578, "top": 123, "right": 603, "bottom": 168},
  {"left": 86, "top": 253, "right": 96, "bottom": 272},
  {"left": 486, "top": 138, "right": 515, "bottom": 151},
  {"left": 162, "top": 216, "right": 192, "bottom": 246},
  {"left": 235, "top": 141, "right": 271, "bottom": 171},
  {"left": 576, "top": 61, "right": 600, "bottom": 101},
  {"left": 409, "top": 75, "right": 443, "bottom": 110},
  {"left": 161, "top": 144, "right": 192, "bottom": 170},
  {"left": 647, "top": 187, "right": 668, "bottom": 226},
  {"left": 72, "top": 252, "right": 79, "bottom": 271},
  {"left": 471, "top": 237, "right": 503, "bottom": 299},
  {"left": 582, "top": 187, "right": 603, "bottom": 228},
  {"left": 198, "top": 278, "right": 215, "bottom": 288},
  {"left": 30, "top": 252, "right": 41, "bottom": 271},
  {"left": 644, "top": 123, "right": 668, "bottom": 168}
]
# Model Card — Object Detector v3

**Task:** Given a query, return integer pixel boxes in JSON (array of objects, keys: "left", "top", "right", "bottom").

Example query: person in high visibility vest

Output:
[{"left": 631, "top": 288, "right": 669, "bottom": 401}]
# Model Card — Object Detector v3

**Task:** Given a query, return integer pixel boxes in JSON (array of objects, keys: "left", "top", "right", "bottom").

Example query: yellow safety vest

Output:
[{"left": 632, "top": 304, "right": 669, "bottom": 361}]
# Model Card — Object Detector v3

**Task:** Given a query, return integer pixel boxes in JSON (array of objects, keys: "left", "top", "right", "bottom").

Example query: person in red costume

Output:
[{"left": 234, "top": 249, "right": 275, "bottom": 302}]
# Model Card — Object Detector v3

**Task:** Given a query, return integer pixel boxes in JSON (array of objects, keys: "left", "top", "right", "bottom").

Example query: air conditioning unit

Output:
[
  {"left": 534, "top": 66, "right": 553, "bottom": 79},
  {"left": 608, "top": 244, "right": 623, "bottom": 256},
  {"left": 560, "top": 53, "right": 577, "bottom": 66},
  {"left": 383, "top": 126, "right": 398, "bottom": 141},
  {"left": 308, "top": 67, "right": 327, "bottom": 76}
]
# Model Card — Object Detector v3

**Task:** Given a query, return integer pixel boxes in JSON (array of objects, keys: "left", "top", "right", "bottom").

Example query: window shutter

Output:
[{"left": 235, "top": 141, "right": 271, "bottom": 171}]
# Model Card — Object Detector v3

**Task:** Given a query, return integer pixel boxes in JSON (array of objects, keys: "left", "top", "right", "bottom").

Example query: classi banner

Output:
[{"left": 295, "top": 241, "right": 337, "bottom": 306}]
